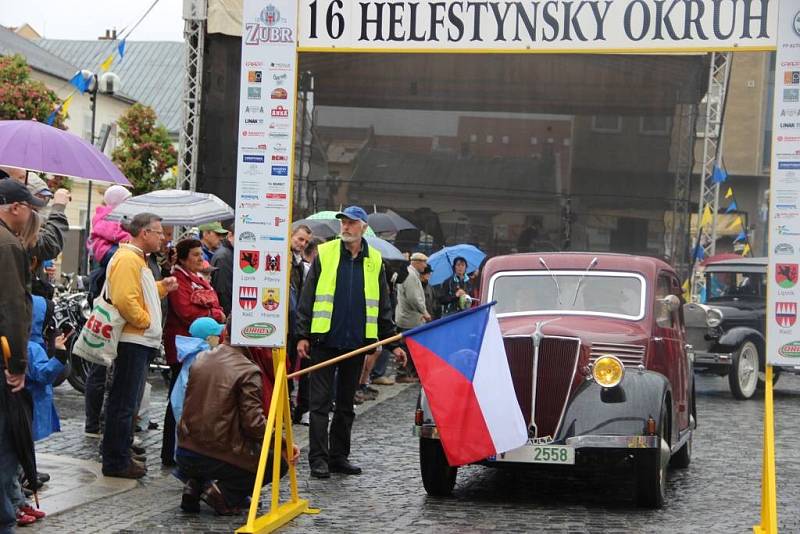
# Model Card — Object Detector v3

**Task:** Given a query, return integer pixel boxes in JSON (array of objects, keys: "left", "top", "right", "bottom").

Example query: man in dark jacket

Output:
[
  {"left": 210, "top": 222, "right": 234, "bottom": 315},
  {"left": 176, "top": 337, "right": 299, "bottom": 515},
  {"left": 0, "top": 179, "right": 46, "bottom": 532},
  {"left": 296, "top": 206, "right": 406, "bottom": 479}
]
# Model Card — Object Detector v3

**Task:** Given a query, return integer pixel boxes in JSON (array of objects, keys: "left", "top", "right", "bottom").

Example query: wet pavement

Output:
[{"left": 25, "top": 370, "right": 800, "bottom": 533}]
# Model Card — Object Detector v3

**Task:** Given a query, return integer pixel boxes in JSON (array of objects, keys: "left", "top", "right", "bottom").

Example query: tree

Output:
[
  {"left": 112, "top": 104, "right": 177, "bottom": 194},
  {"left": 0, "top": 54, "right": 66, "bottom": 128}
]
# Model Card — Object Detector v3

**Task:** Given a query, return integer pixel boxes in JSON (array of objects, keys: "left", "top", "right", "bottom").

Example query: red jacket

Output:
[{"left": 164, "top": 266, "right": 225, "bottom": 364}]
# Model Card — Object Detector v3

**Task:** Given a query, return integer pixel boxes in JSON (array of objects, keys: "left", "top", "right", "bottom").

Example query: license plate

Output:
[{"left": 493, "top": 444, "right": 575, "bottom": 465}]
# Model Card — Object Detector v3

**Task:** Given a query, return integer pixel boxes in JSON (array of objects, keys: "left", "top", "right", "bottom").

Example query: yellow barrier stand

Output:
[
  {"left": 236, "top": 349, "right": 319, "bottom": 534},
  {"left": 753, "top": 365, "right": 778, "bottom": 534}
]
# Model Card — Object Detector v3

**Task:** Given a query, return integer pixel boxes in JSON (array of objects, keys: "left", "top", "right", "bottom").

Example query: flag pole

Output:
[{"left": 287, "top": 333, "right": 404, "bottom": 379}]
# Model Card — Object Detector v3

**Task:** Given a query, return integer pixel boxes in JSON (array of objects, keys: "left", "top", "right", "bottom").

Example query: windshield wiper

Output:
[
  {"left": 571, "top": 257, "right": 599, "bottom": 307},
  {"left": 539, "top": 257, "right": 562, "bottom": 306}
]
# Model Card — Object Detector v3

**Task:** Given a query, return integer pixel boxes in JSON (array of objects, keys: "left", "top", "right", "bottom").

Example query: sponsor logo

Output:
[
  {"left": 272, "top": 165, "right": 288, "bottom": 176},
  {"left": 270, "top": 61, "right": 291, "bottom": 71},
  {"left": 242, "top": 130, "right": 265, "bottom": 137},
  {"left": 241, "top": 144, "right": 267, "bottom": 151},
  {"left": 273, "top": 143, "right": 288, "bottom": 153},
  {"left": 239, "top": 194, "right": 259, "bottom": 200},
  {"left": 245, "top": 118, "right": 264, "bottom": 125},
  {"left": 248, "top": 70, "right": 262, "bottom": 83},
  {"left": 271, "top": 87, "right": 287, "bottom": 99},
  {"left": 238, "top": 231, "right": 256, "bottom": 243},
  {"left": 265, "top": 253, "right": 281, "bottom": 273},
  {"left": 247, "top": 87, "right": 262, "bottom": 99},
  {"left": 239, "top": 201, "right": 261, "bottom": 209},
  {"left": 245, "top": 61, "right": 263, "bottom": 68},
  {"left": 775, "top": 243, "right": 795, "bottom": 255},
  {"left": 242, "top": 154, "right": 265, "bottom": 163},
  {"left": 785, "top": 71, "right": 800, "bottom": 85},
  {"left": 239, "top": 286, "right": 258, "bottom": 310},
  {"left": 272, "top": 73, "right": 288, "bottom": 85},
  {"left": 241, "top": 163, "right": 264, "bottom": 177},
  {"left": 777, "top": 224, "right": 800, "bottom": 236},
  {"left": 244, "top": 105, "right": 264, "bottom": 114},
  {"left": 779, "top": 341, "right": 800, "bottom": 357},
  {"left": 779, "top": 161, "right": 800, "bottom": 170},
  {"left": 244, "top": 5, "right": 293, "bottom": 45},
  {"left": 269, "top": 122, "right": 289, "bottom": 130},
  {"left": 776, "top": 302, "right": 798, "bottom": 328},
  {"left": 777, "top": 264, "right": 799, "bottom": 289},
  {"left": 271, "top": 105, "right": 289, "bottom": 118},
  {"left": 271, "top": 154, "right": 288, "bottom": 162},
  {"left": 266, "top": 193, "right": 287, "bottom": 200},
  {"left": 775, "top": 212, "right": 799, "bottom": 219},
  {"left": 260, "top": 236, "right": 286, "bottom": 242},
  {"left": 780, "top": 122, "right": 799, "bottom": 128},
  {"left": 786, "top": 89, "right": 800, "bottom": 103},
  {"left": 262, "top": 287, "right": 280, "bottom": 311},
  {"left": 239, "top": 250, "right": 260, "bottom": 273},
  {"left": 269, "top": 131, "right": 289, "bottom": 140},
  {"left": 241, "top": 322, "right": 276, "bottom": 339}
]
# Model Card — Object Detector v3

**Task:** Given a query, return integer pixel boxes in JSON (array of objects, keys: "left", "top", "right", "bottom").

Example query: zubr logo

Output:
[
  {"left": 779, "top": 341, "right": 800, "bottom": 357},
  {"left": 244, "top": 5, "right": 293, "bottom": 45},
  {"left": 241, "top": 322, "right": 276, "bottom": 339}
]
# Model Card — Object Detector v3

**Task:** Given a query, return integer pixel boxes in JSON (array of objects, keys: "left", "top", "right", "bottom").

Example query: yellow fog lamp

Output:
[{"left": 592, "top": 355, "right": 625, "bottom": 388}]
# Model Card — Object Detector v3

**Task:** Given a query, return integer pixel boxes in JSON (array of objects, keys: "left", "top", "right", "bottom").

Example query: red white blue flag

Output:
[{"left": 404, "top": 302, "right": 527, "bottom": 466}]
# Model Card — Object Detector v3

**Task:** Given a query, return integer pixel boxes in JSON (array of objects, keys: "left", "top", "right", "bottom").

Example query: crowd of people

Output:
[{"left": 0, "top": 167, "right": 480, "bottom": 529}]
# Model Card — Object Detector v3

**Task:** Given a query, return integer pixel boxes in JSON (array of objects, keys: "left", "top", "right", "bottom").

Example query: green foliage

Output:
[
  {"left": 112, "top": 104, "right": 177, "bottom": 195},
  {"left": 0, "top": 55, "right": 66, "bottom": 128}
]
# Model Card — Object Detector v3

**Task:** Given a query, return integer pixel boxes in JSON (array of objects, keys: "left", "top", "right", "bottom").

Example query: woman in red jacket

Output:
[{"left": 161, "top": 238, "right": 226, "bottom": 466}]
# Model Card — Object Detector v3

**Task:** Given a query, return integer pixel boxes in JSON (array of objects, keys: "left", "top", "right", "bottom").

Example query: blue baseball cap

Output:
[
  {"left": 188, "top": 317, "right": 225, "bottom": 339},
  {"left": 335, "top": 206, "right": 369, "bottom": 224}
]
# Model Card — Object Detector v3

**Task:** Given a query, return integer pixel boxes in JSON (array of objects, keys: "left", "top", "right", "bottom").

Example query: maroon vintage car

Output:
[{"left": 415, "top": 253, "right": 695, "bottom": 508}]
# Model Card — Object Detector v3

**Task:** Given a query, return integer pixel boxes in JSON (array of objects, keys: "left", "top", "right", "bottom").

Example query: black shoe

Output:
[
  {"left": 36, "top": 472, "right": 50, "bottom": 484},
  {"left": 310, "top": 462, "right": 330, "bottom": 479},
  {"left": 180, "top": 479, "right": 202, "bottom": 513},
  {"left": 329, "top": 459, "right": 362, "bottom": 475},
  {"left": 131, "top": 443, "right": 146, "bottom": 455}
]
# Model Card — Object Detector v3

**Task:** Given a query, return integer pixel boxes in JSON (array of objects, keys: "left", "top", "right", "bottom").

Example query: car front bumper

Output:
[
  {"left": 693, "top": 350, "right": 732, "bottom": 369},
  {"left": 414, "top": 426, "right": 661, "bottom": 449}
]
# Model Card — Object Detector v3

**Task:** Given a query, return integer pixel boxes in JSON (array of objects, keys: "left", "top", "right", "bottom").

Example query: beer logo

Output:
[
  {"left": 265, "top": 253, "right": 281, "bottom": 273},
  {"left": 776, "top": 263, "right": 798, "bottom": 289},
  {"left": 262, "top": 287, "right": 280, "bottom": 311},
  {"left": 239, "top": 286, "right": 258, "bottom": 310},
  {"left": 239, "top": 250, "right": 260, "bottom": 273},
  {"left": 776, "top": 302, "right": 797, "bottom": 328},
  {"left": 271, "top": 87, "right": 287, "bottom": 99},
  {"left": 779, "top": 341, "right": 800, "bottom": 357},
  {"left": 241, "top": 322, "right": 276, "bottom": 339}
]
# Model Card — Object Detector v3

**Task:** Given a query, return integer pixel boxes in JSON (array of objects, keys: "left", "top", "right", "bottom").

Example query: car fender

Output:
[
  {"left": 716, "top": 327, "right": 764, "bottom": 354},
  {"left": 555, "top": 370, "right": 672, "bottom": 444}
]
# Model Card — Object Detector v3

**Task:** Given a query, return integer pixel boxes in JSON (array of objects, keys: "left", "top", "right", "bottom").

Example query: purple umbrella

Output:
[{"left": 0, "top": 120, "right": 129, "bottom": 185}]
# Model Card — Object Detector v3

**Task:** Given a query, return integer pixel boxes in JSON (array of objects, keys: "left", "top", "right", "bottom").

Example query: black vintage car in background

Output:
[{"left": 684, "top": 257, "right": 783, "bottom": 400}]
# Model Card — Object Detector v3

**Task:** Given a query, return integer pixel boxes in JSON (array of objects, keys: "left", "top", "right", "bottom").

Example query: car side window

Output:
[{"left": 655, "top": 274, "right": 674, "bottom": 329}]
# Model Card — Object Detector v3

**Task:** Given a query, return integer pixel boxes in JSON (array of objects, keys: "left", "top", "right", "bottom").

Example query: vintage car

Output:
[
  {"left": 415, "top": 253, "right": 695, "bottom": 508},
  {"left": 684, "top": 257, "right": 781, "bottom": 400}
]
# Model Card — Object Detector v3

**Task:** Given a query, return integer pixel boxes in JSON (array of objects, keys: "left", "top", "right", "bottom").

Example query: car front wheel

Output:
[
  {"left": 729, "top": 341, "right": 759, "bottom": 400},
  {"left": 419, "top": 437, "right": 457, "bottom": 497}
]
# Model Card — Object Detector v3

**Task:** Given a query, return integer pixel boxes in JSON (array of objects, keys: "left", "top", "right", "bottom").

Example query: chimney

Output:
[{"left": 98, "top": 29, "right": 115, "bottom": 40}]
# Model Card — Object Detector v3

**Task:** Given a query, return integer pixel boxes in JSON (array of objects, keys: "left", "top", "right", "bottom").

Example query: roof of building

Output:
[
  {"left": 0, "top": 26, "right": 135, "bottom": 104},
  {"left": 37, "top": 39, "right": 184, "bottom": 134}
]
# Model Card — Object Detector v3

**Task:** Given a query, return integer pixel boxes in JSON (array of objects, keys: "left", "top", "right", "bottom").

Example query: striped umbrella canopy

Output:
[{"left": 106, "top": 189, "right": 233, "bottom": 226}]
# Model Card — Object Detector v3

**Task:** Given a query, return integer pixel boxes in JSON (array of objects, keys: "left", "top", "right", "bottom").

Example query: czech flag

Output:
[{"left": 404, "top": 302, "right": 527, "bottom": 466}]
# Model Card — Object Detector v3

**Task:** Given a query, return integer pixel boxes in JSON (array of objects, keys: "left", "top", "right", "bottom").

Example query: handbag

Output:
[{"left": 72, "top": 279, "right": 126, "bottom": 367}]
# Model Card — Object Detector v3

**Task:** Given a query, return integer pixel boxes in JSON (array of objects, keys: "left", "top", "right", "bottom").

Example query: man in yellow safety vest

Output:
[{"left": 296, "top": 206, "right": 407, "bottom": 479}]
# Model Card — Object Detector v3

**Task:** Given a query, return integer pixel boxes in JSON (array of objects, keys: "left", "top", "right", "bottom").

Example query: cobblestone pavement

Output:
[{"left": 26, "top": 370, "right": 800, "bottom": 533}]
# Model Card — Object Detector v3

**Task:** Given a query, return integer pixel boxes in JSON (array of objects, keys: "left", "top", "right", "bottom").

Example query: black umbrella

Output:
[
  {"left": 1, "top": 336, "right": 38, "bottom": 506},
  {"left": 292, "top": 218, "right": 340, "bottom": 239},
  {"left": 368, "top": 210, "right": 417, "bottom": 234}
]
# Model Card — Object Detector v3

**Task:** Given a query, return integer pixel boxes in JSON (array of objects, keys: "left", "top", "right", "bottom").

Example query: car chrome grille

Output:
[
  {"left": 503, "top": 336, "right": 581, "bottom": 440},
  {"left": 590, "top": 342, "right": 646, "bottom": 367}
]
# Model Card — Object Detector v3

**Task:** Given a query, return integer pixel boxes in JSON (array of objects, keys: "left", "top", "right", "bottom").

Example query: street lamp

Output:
[{"left": 80, "top": 69, "right": 122, "bottom": 274}]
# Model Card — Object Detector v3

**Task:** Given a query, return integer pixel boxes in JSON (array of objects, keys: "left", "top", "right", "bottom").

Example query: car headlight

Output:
[
  {"left": 592, "top": 355, "right": 625, "bottom": 388},
  {"left": 706, "top": 308, "right": 723, "bottom": 328}
]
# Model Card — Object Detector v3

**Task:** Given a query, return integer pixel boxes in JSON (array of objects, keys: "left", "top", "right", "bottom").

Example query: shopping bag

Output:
[{"left": 72, "top": 284, "right": 125, "bottom": 367}]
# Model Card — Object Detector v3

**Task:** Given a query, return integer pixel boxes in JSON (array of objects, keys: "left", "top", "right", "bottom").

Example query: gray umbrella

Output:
[
  {"left": 367, "top": 210, "right": 417, "bottom": 234},
  {"left": 292, "top": 218, "right": 340, "bottom": 239},
  {"left": 364, "top": 236, "right": 405, "bottom": 261},
  {"left": 106, "top": 189, "right": 233, "bottom": 226}
]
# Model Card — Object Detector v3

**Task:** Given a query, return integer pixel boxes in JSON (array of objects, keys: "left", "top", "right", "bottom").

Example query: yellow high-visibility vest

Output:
[{"left": 310, "top": 239, "right": 382, "bottom": 338}]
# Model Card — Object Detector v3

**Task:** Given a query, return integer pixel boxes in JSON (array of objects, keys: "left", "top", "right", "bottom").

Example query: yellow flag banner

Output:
[
  {"left": 742, "top": 243, "right": 751, "bottom": 256},
  {"left": 100, "top": 53, "right": 115, "bottom": 72},
  {"left": 725, "top": 187, "right": 734, "bottom": 199},
  {"left": 700, "top": 205, "right": 713, "bottom": 228},
  {"left": 60, "top": 95, "right": 73, "bottom": 117}
]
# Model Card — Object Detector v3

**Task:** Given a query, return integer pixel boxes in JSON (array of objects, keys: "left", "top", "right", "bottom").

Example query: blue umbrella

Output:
[
  {"left": 365, "top": 236, "right": 405, "bottom": 261},
  {"left": 428, "top": 244, "right": 486, "bottom": 286}
]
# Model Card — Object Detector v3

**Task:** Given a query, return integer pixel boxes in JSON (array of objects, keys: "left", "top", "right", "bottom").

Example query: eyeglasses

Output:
[{"left": 145, "top": 228, "right": 165, "bottom": 236}]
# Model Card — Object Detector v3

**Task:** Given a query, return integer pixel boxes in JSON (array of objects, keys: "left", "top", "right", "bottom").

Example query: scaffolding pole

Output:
[{"left": 178, "top": 0, "right": 207, "bottom": 193}]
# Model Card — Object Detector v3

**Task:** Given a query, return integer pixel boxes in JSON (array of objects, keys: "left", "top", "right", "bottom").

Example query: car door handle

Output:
[{"left": 653, "top": 337, "right": 664, "bottom": 343}]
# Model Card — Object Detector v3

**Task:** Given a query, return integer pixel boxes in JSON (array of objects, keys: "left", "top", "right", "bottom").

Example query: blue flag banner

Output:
[
  {"left": 118, "top": 39, "right": 126, "bottom": 59},
  {"left": 725, "top": 201, "right": 738, "bottom": 213},
  {"left": 735, "top": 231, "right": 747, "bottom": 243},
  {"left": 69, "top": 71, "right": 90, "bottom": 93},
  {"left": 712, "top": 165, "right": 728, "bottom": 184},
  {"left": 693, "top": 245, "right": 705, "bottom": 261},
  {"left": 45, "top": 109, "right": 57, "bottom": 126}
]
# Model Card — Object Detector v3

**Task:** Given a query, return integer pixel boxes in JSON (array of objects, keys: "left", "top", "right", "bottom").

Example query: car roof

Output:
[
  {"left": 705, "top": 257, "right": 767, "bottom": 273},
  {"left": 484, "top": 252, "right": 673, "bottom": 281}
]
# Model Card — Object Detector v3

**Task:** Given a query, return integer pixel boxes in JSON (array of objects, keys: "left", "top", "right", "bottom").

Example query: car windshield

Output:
[
  {"left": 490, "top": 271, "right": 645, "bottom": 319},
  {"left": 704, "top": 271, "right": 766, "bottom": 301}
]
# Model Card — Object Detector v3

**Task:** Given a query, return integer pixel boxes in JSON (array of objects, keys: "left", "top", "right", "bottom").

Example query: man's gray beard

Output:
[{"left": 340, "top": 233, "right": 359, "bottom": 243}]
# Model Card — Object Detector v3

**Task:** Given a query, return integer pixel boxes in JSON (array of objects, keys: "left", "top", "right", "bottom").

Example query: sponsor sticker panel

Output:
[
  {"left": 232, "top": 0, "right": 297, "bottom": 346},
  {"left": 768, "top": 3, "right": 800, "bottom": 365}
]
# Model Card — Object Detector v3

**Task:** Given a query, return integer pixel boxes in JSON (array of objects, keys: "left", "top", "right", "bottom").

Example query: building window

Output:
[
  {"left": 469, "top": 133, "right": 477, "bottom": 143},
  {"left": 486, "top": 135, "right": 494, "bottom": 143},
  {"left": 530, "top": 137, "right": 538, "bottom": 145},
  {"left": 639, "top": 116, "right": 671, "bottom": 135},
  {"left": 501, "top": 135, "right": 509, "bottom": 144},
  {"left": 591, "top": 115, "right": 622, "bottom": 133}
]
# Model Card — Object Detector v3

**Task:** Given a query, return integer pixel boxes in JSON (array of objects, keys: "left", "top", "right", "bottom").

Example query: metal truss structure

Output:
[
  {"left": 177, "top": 0, "right": 207, "bottom": 192},
  {"left": 669, "top": 102, "right": 699, "bottom": 276}
]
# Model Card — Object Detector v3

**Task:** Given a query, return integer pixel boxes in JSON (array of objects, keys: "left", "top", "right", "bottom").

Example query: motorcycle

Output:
[{"left": 52, "top": 290, "right": 92, "bottom": 392}]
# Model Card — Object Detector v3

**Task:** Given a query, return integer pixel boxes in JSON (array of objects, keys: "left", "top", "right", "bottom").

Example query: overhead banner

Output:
[
  {"left": 767, "top": 0, "right": 800, "bottom": 366},
  {"left": 231, "top": 0, "right": 297, "bottom": 346},
  {"left": 298, "top": 0, "right": 777, "bottom": 52}
]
